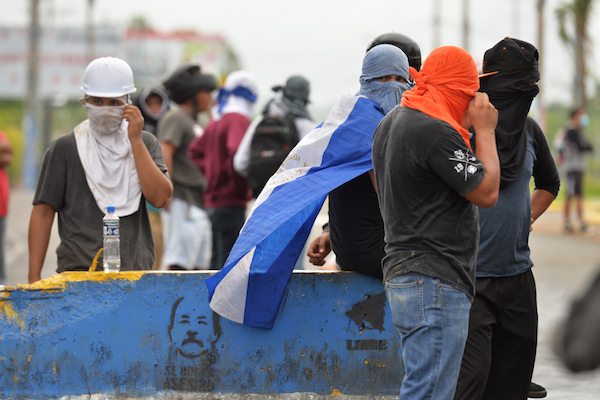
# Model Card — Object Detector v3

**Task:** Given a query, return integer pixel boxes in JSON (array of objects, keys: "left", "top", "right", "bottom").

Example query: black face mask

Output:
[{"left": 478, "top": 69, "right": 540, "bottom": 188}]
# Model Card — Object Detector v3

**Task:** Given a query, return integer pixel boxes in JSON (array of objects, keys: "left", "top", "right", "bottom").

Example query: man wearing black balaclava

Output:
[{"left": 454, "top": 38, "right": 560, "bottom": 400}]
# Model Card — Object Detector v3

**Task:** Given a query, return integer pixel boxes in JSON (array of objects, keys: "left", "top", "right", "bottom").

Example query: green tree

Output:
[
  {"left": 556, "top": 0, "right": 596, "bottom": 108},
  {"left": 128, "top": 15, "right": 153, "bottom": 30}
]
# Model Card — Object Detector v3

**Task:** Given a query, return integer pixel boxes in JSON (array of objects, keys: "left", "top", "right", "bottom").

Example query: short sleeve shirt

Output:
[
  {"left": 157, "top": 108, "right": 206, "bottom": 208},
  {"left": 372, "top": 107, "right": 486, "bottom": 300},
  {"left": 33, "top": 131, "right": 167, "bottom": 273},
  {"left": 476, "top": 118, "right": 560, "bottom": 278}
]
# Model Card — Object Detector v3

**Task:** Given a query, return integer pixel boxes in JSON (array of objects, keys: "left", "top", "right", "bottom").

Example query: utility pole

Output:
[
  {"left": 536, "top": 0, "right": 547, "bottom": 132},
  {"left": 22, "top": 0, "right": 41, "bottom": 189},
  {"left": 432, "top": 0, "right": 441, "bottom": 49},
  {"left": 462, "top": 0, "right": 470, "bottom": 52},
  {"left": 86, "top": 0, "right": 95, "bottom": 63}
]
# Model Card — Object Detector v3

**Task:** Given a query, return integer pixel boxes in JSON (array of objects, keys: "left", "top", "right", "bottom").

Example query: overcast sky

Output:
[{"left": 2, "top": 0, "right": 599, "bottom": 120}]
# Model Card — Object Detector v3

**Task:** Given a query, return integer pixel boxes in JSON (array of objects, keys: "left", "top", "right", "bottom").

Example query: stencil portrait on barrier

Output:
[{"left": 168, "top": 296, "right": 222, "bottom": 359}]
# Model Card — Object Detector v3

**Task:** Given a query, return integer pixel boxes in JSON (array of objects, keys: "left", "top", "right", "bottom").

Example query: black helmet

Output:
[
  {"left": 163, "top": 64, "right": 217, "bottom": 104},
  {"left": 367, "top": 33, "right": 422, "bottom": 71}
]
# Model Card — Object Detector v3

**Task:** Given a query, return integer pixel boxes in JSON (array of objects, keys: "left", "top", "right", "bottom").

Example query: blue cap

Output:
[{"left": 107, "top": 206, "right": 115, "bottom": 213}]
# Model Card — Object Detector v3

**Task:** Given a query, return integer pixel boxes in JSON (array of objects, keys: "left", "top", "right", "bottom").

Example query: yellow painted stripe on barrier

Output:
[{"left": 18, "top": 271, "right": 146, "bottom": 290}]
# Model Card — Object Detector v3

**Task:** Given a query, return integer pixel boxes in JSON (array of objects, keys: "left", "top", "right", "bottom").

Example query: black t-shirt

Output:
[
  {"left": 372, "top": 107, "right": 486, "bottom": 300},
  {"left": 329, "top": 172, "right": 384, "bottom": 280}
]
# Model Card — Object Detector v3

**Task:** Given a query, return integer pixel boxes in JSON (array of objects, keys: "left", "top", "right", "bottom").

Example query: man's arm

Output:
[
  {"left": 530, "top": 189, "right": 556, "bottom": 231},
  {"left": 28, "top": 203, "right": 55, "bottom": 283},
  {"left": 124, "top": 105, "right": 173, "bottom": 208},
  {"left": 463, "top": 92, "right": 500, "bottom": 208}
]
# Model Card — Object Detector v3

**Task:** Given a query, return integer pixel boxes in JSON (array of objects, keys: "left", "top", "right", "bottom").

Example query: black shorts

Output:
[{"left": 567, "top": 171, "right": 583, "bottom": 197}]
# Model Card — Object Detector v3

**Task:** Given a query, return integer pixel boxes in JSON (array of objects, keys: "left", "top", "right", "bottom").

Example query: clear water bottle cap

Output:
[{"left": 107, "top": 206, "right": 115, "bottom": 213}]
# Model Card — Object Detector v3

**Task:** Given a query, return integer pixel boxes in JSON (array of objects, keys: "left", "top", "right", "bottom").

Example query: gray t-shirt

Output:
[
  {"left": 33, "top": 131, "right": 168, "bottom": 273},
  {"left": 563, "top": 127, "right": 593, "bottom": 173},
  {"left": 477, "top": 118, "right": 560, "bottom": 278},
  {"left": 157, "top": 107, "right": 206, "bottom": 208},
  {"left": 372, "top": 108, "right": 486, "bottom": 300}
]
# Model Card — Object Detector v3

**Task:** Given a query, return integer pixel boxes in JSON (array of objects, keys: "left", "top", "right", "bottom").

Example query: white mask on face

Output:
[{"left": 85, "top": 103, "right": 124, "bottom": 134}]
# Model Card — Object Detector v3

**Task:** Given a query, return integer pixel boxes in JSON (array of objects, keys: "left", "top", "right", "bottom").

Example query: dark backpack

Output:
[{"left": 247, "top": 111, "right": 299, "bottom": 198}]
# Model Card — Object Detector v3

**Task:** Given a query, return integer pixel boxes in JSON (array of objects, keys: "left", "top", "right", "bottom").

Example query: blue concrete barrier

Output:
[{"left": 0, "top": 271, "right": 403, "bottom": 399}]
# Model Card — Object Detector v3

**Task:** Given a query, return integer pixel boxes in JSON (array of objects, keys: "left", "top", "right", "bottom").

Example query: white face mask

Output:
[{"left": 85, "top": 103, "right": 124, "bottom": 134}]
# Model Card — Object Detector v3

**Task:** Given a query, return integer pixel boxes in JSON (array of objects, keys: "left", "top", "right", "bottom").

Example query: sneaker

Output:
[
  {"left": 580, "top": 222, "right": 588, "bottom": 233},
  {"left": 529, "top": 382, "right": 547, "bottom": 398},
  {"left": 564, "top": 222, "right": 573, "bottom": 233}
]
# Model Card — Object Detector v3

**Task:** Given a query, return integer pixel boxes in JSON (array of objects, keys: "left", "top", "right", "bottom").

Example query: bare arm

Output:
[
  {"left": 124, "top": 105, "right": 173, "bottom": 208},
  {"left": 530, "top": 189, "right": 556, "bottom": 231},
  {"left": 368, "top": 169, "right": 377, "bottom": 193},
  {"left": 463, "top": 93, "right": 500, "bottom": 208},
  {"left": 28, "top": 203, "right": 55, "bottom": 283},
  {"left": 160, "top": 141, "right": 176, "bottom": 179}
]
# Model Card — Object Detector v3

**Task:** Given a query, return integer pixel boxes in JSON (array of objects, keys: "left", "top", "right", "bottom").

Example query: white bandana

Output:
[
  {"left": 74, "top": 113, "right": 142, "bottom": 217},
  {"left": 84, "top": 103, "right": 125, "bottom": 134}
]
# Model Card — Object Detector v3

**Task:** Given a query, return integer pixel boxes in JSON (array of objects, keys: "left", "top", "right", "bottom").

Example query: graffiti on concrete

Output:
[
  {"left": 168, "top": 296, "right": 222, "bottom": 359},
  {"left": 164, "top": 296, "right": 223, "bottom": 391}
]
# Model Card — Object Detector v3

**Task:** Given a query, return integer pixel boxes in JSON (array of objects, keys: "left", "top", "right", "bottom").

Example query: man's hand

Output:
[
  {"left": 307, "top": 232, "right": 331, "bottom": 266},
  {"left": 466, "top": 92, "right": 498, "bottom": 135},
  {"left": 123, "top": 105, "right": 144, "bottom": 143},
  {"left": 463, "top": 92, "right": 500, "bottom": 208}
]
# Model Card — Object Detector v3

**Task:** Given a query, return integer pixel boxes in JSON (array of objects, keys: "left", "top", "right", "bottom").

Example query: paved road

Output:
[{"left": 4, "top": 189, "right": 600, "bottom": 398}]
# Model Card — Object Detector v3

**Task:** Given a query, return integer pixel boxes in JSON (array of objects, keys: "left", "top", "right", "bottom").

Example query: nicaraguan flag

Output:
[{"left": 205, "top": 94, "right": 384, "bottom": 329}]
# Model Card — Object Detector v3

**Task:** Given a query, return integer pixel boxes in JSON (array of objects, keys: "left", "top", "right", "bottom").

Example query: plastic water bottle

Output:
[{"left": 103, "top": 206, "right": 121, "bottom": 273}]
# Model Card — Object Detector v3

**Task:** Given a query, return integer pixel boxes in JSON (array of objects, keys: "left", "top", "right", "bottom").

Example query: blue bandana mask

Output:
[
  {"left": 358, "top": 44, "right": 411, "bottom": 114},
  {"left": 580, "top": 113, "right": 590, "bottom": 128},
  {"left": 359, "top": 80, "right": 413, "bottom": 114}
]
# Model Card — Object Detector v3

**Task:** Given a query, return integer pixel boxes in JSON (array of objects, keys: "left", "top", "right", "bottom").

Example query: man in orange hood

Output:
[{"left": 372, "top": 46, "right": 500, "bottom": 399}]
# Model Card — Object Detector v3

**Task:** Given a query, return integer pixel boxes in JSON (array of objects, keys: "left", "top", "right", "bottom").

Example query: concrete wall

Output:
[{"left": 0, "top": 271, "right": 403, "bottom": 399}]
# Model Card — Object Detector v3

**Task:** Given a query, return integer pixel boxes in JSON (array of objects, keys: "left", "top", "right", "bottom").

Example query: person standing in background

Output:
[
  {"left": 188, "top": 71, "right": 259, "bottom": 270},
  {"left": 158, "top": 64, "right": 217, "bottom": 271},
  {"left": 234, "top": 74, "right": 316, "bottom": 270},
  {"left": 0, "top": 130, "right": 12, "bottom": 285},
  {"left": 135, "top": 86, "right": 170, "bottom": 136},
  {"left": 561, "top": 107, "right": 593, "bottom": 233},
  {"left": 233, "top": 75, "right": 316, "bottom": 190}
]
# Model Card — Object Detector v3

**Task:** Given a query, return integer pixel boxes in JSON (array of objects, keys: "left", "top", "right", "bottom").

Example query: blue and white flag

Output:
[{"left": 206, "top": 94, "right": 384, "bottom": 329}]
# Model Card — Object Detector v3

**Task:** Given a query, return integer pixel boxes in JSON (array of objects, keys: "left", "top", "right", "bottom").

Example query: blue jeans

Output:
[{"left": 386, "top": 272, "right": 471, "bottom": 400}]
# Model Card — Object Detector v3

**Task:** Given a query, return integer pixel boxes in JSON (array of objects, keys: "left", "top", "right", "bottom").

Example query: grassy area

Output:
[
  {"left": 0, "top": 100, "right": 24, "bottom": 186},
  {"left": 0, "top": 100, "right": 86, "bottom": 186}
]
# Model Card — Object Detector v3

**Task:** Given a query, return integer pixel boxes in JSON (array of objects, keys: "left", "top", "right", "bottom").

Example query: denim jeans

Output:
[{"left": 386, "top": 272, "right": 471, "bottom": 400}]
